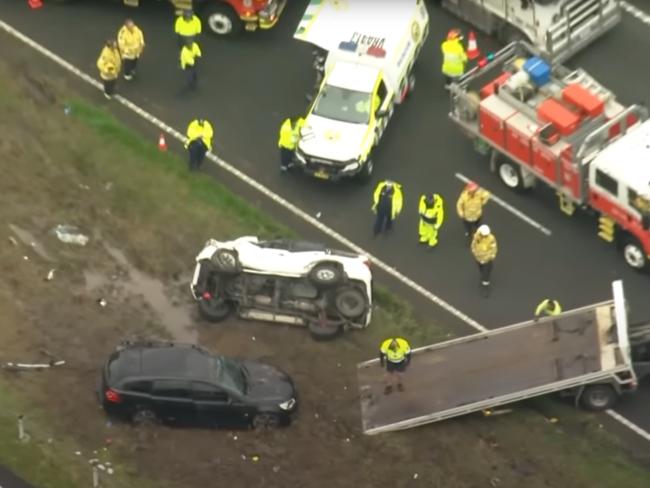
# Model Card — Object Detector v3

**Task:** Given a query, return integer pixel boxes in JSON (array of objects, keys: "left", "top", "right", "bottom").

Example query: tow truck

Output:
[
  {"left": 358, "top": 280, "right": 650, "bottom": 435},
  {"left": 438, "top": 0, "right": 622, "bottom": 63},
  {"left": 448, "top": 41, "right": 650, "bottom": 270},
  {"left": 292, "top": 0, "right": 429, "bottom": 182},
  {"left": 55, "top": 0, "right": 286, "bottom": 37}
]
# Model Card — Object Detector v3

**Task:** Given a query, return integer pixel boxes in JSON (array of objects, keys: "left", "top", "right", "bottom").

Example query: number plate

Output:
[{"left": 314, "top": 170, "right": 330, "bottom": 179}]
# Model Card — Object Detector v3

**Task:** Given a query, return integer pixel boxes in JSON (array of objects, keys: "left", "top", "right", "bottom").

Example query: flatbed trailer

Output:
[{"left": 358, "top": 281, "right": 649, "bottom": 435}]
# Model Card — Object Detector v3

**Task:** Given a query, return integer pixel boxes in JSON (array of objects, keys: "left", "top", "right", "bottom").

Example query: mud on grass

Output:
[{"left": 1, "top": 34, "right": 650, "bottom": 488}]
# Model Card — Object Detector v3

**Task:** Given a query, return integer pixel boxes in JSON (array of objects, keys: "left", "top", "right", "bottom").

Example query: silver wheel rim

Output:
[
  {"left": 499, "top": 163, "right": 520, "bottom": 188},
  {"left": 208, "top": 14, "right": 233, "bottom": 35},
  {"left": 218, "top": 252, "right": 237, "bottom": 269},
  {"left": 624, "top": 243, "right": 645, "bottom": 269},
  {"left": 587, "top": 390, "right": 610, "bottom": 408},
  {"left": 316, "top": 268, "right": 336, "bottom": 282}
]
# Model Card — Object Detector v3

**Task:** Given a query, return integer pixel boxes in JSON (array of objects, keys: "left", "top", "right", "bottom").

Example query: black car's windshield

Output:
[
  {"left": 312, "top": 85, "right": 372, "bottom": 124},
  {"left": 216, "top": 357, "right": 246, "bottom": 394}
]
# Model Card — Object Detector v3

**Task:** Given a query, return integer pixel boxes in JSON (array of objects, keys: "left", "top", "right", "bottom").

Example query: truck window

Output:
[
  {"left": 312, "top": 85, "right": 372, "bottom": 124},
  {"left": 595, "top": 170, "right": 618, "bottom": 197},
  {"left": 376, "top": 79, "right": 387, "bottom": 107},
  {"left": 628, "top": 188, "right": 650, "bottom": 216}
]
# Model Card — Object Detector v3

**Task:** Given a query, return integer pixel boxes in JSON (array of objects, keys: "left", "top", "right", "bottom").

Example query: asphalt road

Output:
[{"left": 1, "top": 0, "right": 649, "bottom": 432}]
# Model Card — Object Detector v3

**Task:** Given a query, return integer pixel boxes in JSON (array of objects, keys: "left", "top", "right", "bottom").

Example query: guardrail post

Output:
[{"left": 17, "top": 414, "right": 30, "bottom": 443}]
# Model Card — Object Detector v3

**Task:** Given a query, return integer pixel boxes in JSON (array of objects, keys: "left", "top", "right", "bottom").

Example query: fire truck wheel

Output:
[
  {"left": 621, "top": 236, "right": 648, "bottom": 271},
  {"left": 498, "top": 160, "right": 524, "bottom": 191},
  {"left": 203, "top": 4, "right": 243, "bottom": 37}
]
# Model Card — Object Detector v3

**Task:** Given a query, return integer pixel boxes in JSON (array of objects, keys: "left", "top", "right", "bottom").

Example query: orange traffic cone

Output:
[
  {"left": 158, "top": 133, "right": 167, "bottom": 151},
  {"left": 466, "top": 31, "right": 480, "bottom": 60}
]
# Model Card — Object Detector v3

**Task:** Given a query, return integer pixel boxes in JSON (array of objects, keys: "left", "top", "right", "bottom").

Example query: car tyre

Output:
[
  {"left": 202, "top": 4, "right": 243, "bottom": 37},
  {"left": 252, "top": 412, "right": 281, "bottom": 430},
  {"left": 198, "top": 296, "right": 233, "bottom": 322},
  {"left": 132, "top": 407, "right": 159, "bottom": 426},
  {"left": 308, "top": 320, "right": 342, "bottom": 341},
  {"left": 334, "top": 286, "right": 368, "bottom": 319},
  {"left": 580, "top": 384, "right": 618, "bottom": 411},
  {"left": 309, "top": 262, "right": 344, "bottom": 287},
  {"left": 212, "top": 249, "right": 240, "bottom": 273}
]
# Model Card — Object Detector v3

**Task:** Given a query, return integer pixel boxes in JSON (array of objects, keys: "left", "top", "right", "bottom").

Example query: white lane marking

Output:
[
  {"left": 455, "top": 173, "right": 553, "bottom": 236},
  {"left": 0, "top": 19, "right": 488, "bottom": 333},
  {"left": 605, "top": 409, "right": 650, "bottom": 442},
  {"left": 621, "top": 1, "right": 650, "bottom": 26}
]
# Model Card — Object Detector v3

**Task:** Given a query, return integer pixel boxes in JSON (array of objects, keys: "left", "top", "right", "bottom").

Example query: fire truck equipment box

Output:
[
  {"left": 562, "top": 84, "right": 604, "bottom": 117},
  {"left": 537, "top": 99, "right": 581, "bottom": 136},
  {"left": 358, "top": 281, "right": 642, "bottom": 435}
]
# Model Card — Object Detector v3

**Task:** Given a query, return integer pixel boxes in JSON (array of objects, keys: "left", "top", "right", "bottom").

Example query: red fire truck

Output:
[{"left": 448, "top": 41, "right": 650, "bottom": 271}]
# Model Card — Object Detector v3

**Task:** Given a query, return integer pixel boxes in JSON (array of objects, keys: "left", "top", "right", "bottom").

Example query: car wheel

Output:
[
  {"left": 580, "top": 384, "right": 618, "bottom": 411},
  {"left": 132, "top": 408, "right": 158, "bottom": 426},
  {"left": 252, "top": 412, "right": 281, "bottom": 430},
  {"left": 309, "top": 262, "right": 344, "bottom": 287},
  {"left": 212, "top": 249, "right": 240, "bottom": 273},
  {"left": 202, "top": 4, "right": 243, "bottom": 37},
  {"left": 198, "top": 296, "right": 232, "bottom": 322},
  {"left": 334, "top": 286, "right": 368, "bottom": 319},
  {"left": 308, "top": 320, "right": 342, "bottom": 341},
  {"left": 621, "top": 236, "right": 648, "bottom": 271}
]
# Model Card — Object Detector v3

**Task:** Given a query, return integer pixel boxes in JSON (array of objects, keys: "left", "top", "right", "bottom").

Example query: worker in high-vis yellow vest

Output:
[
  {"left": 379, "top": 337, "right": 412, "bottom": 394},
  {"left": 457, "top": 181, "right": 490, "bottom": 240},
  {"left": 185, "top": 118, "right": 213, "bottom": 170},
  {"left": 278, "top": 117, "right": 305, "bottom": 172},
  {"left": 441, "top": 28, "right": 468, "bottom": 86},
  {"left": 535, "top": 299, "right": 562, "bottom": 320},
  {"left": 372, "top": 180, "right": 404, "bottom": 236},
  {"left": 418, "top": 193, "right": 444, "bottom": 248},
  {"left": 175, "top": 9, "right": 202, "bottom": 47},
  {"left": 180, "top": 40, "right": 202, "bottom": 92}
]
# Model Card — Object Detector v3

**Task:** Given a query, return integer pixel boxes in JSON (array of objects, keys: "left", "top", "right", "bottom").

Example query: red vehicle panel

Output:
[
  {"left": 562, "top": 84, "right": 604, "bottom": 117},
  {"left": 538, "top": 99, "right": 581, "bottom": 136},
  {"left": 531, "top": 141, "right": 559, "bottom": 183}
]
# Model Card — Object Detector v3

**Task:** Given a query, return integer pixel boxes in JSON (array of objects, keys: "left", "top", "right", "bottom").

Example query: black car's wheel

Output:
[
  {"left": 252, "top": 412, "right": 281, "bottom": 430},
  {"left": 202, "top": 4, "right": 243, "bottom": 37},
  {"left": 308, "top": 262, "right": 343, "bottom": 287},
  {"left": 198, "top": 296, "right": 232, "bottom": 322},
  {"left": 580, "top": 384, "right": 618, "bottom": 411},
  {"left": 334, "top": 286, "right": 368, "bottom": 319},
  {"left": 132, "top": 407, "right": 159, "bottom": 426},
  {"left": 212, "top": 249, "right": 240, "bottom": 273},
  {"left": 308, "top": 320, "right": 342, "bottom": 341}
]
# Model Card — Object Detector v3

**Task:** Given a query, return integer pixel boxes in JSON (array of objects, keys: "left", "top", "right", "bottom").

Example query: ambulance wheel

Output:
[
  {"left": 357, "top": 160, "right": 374, "bottom": 184},
  {"left": 621, "top": 236, "right": 648, "bottom": 271},
  {"left": 498, "top": 160, "right": 525, "bottom": 192},
  {"left": 203, "top": 4, "right": 243, "bottom": 37}
]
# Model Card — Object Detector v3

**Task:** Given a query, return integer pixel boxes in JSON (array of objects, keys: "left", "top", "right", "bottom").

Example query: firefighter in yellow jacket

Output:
[
  {"left": 372, "top": 180, "right": 403, "bottom": 236},
  {"left": 418, "top": 193, "right": 444, "bottom": 248},
  {"left": 96, "top": 39, "right": 121, "bottom": 99},
  {"left": 117, "top": 19, "right": 145, "bottom": 81},
  {"left": 457, "top": 181, "right": 490, "bottom": 240},
  {"left": 535, "top": 299, "right": 562, "bottom": 320},
  {"left": 471, "top": 225, "right": 497, "bottom": 293},
  {"left": 185, "top": 118, "right": 213, "bottom": 170},
  {"left": 180, "top": 40, "right": 202, "bottom": 92},
  {"left": 278, "top": 117, "right": 305, "bottom": 172},
  {"left": 441, "top": 29, "right": 468, "bottom": 87}
]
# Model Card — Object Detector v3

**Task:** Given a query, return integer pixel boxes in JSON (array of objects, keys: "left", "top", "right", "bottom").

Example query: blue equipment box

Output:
[{"left": 523, "top": 57, "right": 551, "bottom": 86}]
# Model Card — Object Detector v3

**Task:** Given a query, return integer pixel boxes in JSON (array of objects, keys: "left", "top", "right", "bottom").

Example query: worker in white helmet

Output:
[{"left": 471, "top": 224, "right": 497, "bottom": 294}]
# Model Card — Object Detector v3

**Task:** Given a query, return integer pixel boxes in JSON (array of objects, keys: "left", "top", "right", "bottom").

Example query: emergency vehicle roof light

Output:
[
  {"left": 338, "top": 41, "right": 358, "bottom": 52},
  {"left": 367, "top": 46, "right": 386, "bottom": 58}
]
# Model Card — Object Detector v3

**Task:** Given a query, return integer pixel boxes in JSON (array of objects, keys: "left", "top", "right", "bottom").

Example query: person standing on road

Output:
[
  {"left": 372, "top": 180, "right": 404, "bottom": 236},
  {"left": 278, "top": 116, "right": 305, "bottom": 172},
  {"left": 180, "top": 39, "right": 202, "bottom": 92},
  {"left": 471, "top": 224, "right": 497, "bottom": 294},
  {"left": 117, "top": 19, "right": 145, "bottom": 81},
  {"left": 418, "top": 193, "right": 444, "bottom": 249},
  {"left": 175, "top": 9, "right": 202, "bottom": 48},
  {"left": 535, "top": 299, "right": 562, "bottom": 320},
  {"left": 185, "top": 118, "right": 213, "bottom": 171},
  {"left": 456, "top": 181, "right": 490, "bottom": 241},
  {"left": 379, "top": 338, "right": 412, "bottom": 395},
  {"left": 441, "top": 28, "right": 468, "bottom": 87},
  {"left": 96, "top": 39, "right": 122, "bottom": 99}
]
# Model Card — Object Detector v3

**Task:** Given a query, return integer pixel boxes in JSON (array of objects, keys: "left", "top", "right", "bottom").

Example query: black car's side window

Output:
[
  {"left": 123, "top": 380, "right": 151, "bottom": 393},
  {"left": 152, "top": 380, "right": 192, "bottom": 399},
  {"left": 192, "top": 382, "right": 229, "bottom": 402}
]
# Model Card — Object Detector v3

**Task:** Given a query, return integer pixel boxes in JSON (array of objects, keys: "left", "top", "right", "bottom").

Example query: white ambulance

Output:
[{"left": 293, "top": 0, "right": 429, "bottom": 182}]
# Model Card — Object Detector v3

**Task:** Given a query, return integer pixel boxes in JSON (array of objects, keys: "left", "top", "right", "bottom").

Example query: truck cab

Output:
[{"left": 293, "top": 0, "right": 429, "bottom": 182}]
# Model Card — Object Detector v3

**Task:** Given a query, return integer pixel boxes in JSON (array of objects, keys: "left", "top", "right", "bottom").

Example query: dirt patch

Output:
[{"left": 0, "top": 30, "right": 649, "bottom": 488}]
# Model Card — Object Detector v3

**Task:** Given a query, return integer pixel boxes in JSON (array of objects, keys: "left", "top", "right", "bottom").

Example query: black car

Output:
[{"left": 99, "top": 340, "right": 297, "bottom": 429}]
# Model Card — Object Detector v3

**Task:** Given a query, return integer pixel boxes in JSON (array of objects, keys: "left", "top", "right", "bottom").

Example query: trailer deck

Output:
[{"left": 358, "top": 301, "right": 630, "bottom": 435}]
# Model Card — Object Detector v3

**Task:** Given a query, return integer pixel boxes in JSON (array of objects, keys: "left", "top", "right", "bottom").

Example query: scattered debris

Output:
[
  {"left": 53, "top": 224, "right": 89, "bottom": 246},
  {"left": 8, "top": 236, "right": 18, "bottom": 246},
  {"left": 490, "top": 477, "right": 501, "bottom": 487},
  {"left": 45, "top": 269, "right": 56, "bottom": 281},
  {"left": 75, "top": 451, "right": 82, "bottom": 456},
  {"left": 232, "top": 435, "right": 238, "bottom": 441},
  {"left": 272, "top": 465, "right": 280, "bottom": 473},
  {"left": 64, "top": 105, "right": 71, "bottom": 116},
  {"left": 23, "top": 256, "right": 29, "bottom": 261},
  {"left": 104, "top": 182, "right": 114, "bottom": 191},
  {"left": 97, "top": 298, "right": 107, "bottom": 308},
  {"left": 3, "top": 359, "right": 65, "bottom": 371},
  {"left": 251, "top": 455, "right": 260, "bottom": 463},
  {"left": 413, "top": 473, "right": 419, "bottom": 480},
  {"left": 251, "top": 336, "right": 256, "bottom": 341},
  {"left": 547, "top": 417, "right": 559, "bottom": 424},
  {"left": 316, "top": 212, "right": 322, "bottom": 219},
  {"left": 240, "top": 454, "right": 247, "bottom": 461}
]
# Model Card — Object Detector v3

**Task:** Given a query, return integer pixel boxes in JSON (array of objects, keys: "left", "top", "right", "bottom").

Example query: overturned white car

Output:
[{"left": 190, "top": 236, "right": 373, "bottom": 340}]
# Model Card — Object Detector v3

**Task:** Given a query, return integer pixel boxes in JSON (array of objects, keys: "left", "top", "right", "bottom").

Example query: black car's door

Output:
[
  {"left": 150, "top": 380, "right": 195, "bottom": 425},
  {"left": 191, "top": 382, "right": 248, "bottom": 428}
]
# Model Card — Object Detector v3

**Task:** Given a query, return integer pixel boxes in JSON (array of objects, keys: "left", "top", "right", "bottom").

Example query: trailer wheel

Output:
[
  {"left": 621, "top": 236, "right": 648, "bottom": 271},
  {"left": 308, "top": 320, "right": 342, "bottom": 341},
  {"left": 580, "top": 384, "right": 618, "bottom": 411},
  {"left": 202, "top": 4, "right": 243, "bottom": 37},
  {"left": 198, "top": 295, "right": 232, "bottom": 323},
  {"left": 309, "top": 262, "right": 344, "bottom": 287},
  {"left": 498, "top": 160, "right": 525, "bottom": 191},
  {"left": 212, "top": 249, "right": 241, "bottom": 274},
  {"left": 334, "top": 286, "right": 368, "bottom": 319}
]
